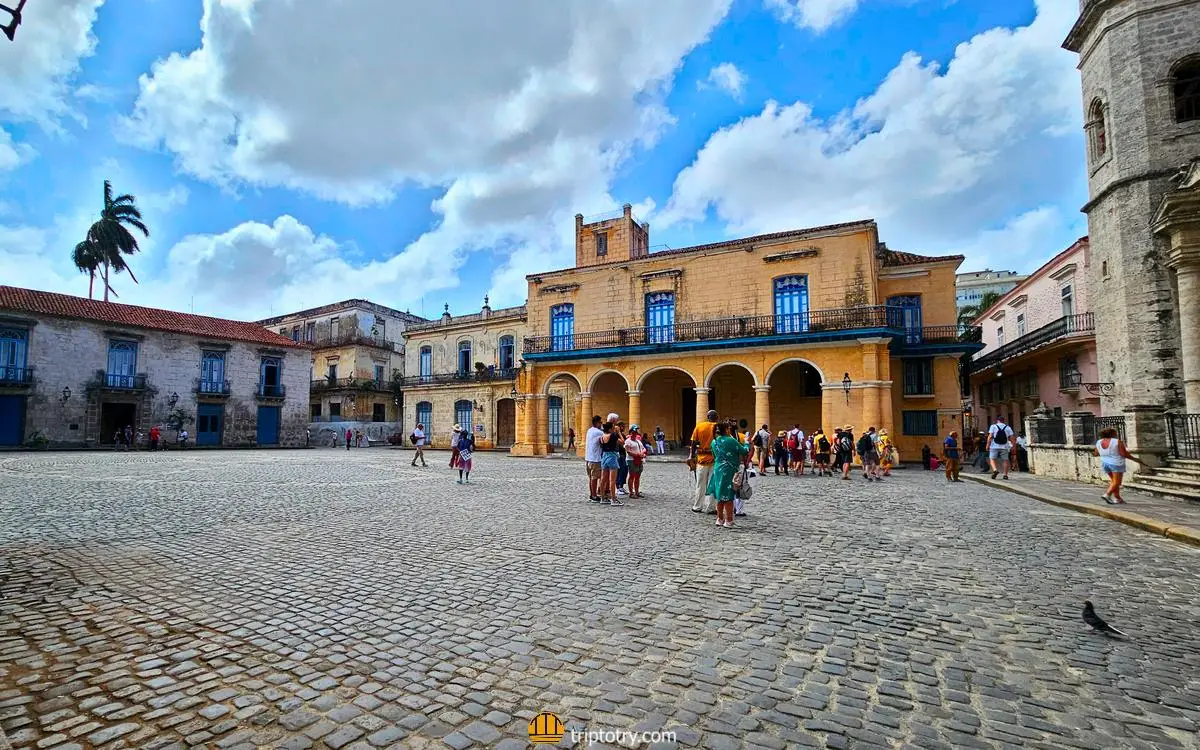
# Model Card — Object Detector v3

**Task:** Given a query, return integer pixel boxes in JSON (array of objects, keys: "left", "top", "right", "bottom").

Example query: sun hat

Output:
[
  {"left": 453, "top": 424, "right": 462, "bottom": 431},
  {"left": 778, "top": 430, "right": 787, "bottom": 437}
]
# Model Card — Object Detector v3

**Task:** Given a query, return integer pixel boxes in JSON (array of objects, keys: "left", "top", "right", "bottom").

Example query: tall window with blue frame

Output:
[
  {"left": 887, "top": 295, "right": 923, "bottom": 344},
  {"left": 774, "top": 276, "right": 809, "bottom": 334},
  {"left": 416, "top": 401, "right": 432, "bottom": 432},
  {"left": 455, "top": 399, "right": 473, "bottom": 434},
  {"left": 200, "top": 351, "right": 226, "bottom": 393},
  {"left": 548, "top": 395, "right": 563, "bottom": 447},
  {"left": 457, "top": 341, "right": 472, "bottom": 376},
  {"left": 498, "top": 336, "right": 515, "bottom": 372},
  {"left": 419, "top": 346, "right": 432, "bottom": 382},
  {"left": 550, "top": 304, "right": 574, "bottom": 352},
  {"left": 106, "top": 340, "right": 138, "bottom": 387},
  {"left": 645, "top": 292, "right": 675, "bottom": 344},
  {"left": 0, "top": 327, "right": 28, "bottom": 383}
]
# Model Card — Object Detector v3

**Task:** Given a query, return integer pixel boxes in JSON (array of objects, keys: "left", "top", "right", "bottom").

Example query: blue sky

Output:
[{"left": 0, "top": 0, "right": 1086, "bottom": 321}]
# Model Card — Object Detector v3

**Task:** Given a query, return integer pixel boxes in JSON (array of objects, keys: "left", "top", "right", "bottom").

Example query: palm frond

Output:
[{"left": 103, "top": 179, "right": 113, "bottom": 208}]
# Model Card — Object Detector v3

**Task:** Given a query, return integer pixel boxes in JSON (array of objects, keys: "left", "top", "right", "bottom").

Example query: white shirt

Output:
[
  {"left": 412, "top": 427, "right": 425, "bottom": 446},
  {"left": 988, "top": 423, "right": 1013, "bottom": 445},
  {"left": 757, "top": 429, "right": 771, "bottom": 446},
  {"left": 1016, "top": 435, "right": 1028, "bottom": 448},
  {"left": 585, "top": 426, "right": 605, "bottom": 462},
  {"left": 623, "top": 436, "right": 645, "bottom": 457}
]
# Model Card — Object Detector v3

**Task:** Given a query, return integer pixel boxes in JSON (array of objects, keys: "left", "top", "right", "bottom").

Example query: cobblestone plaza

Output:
[{"left": 2, "top": 451, "right": 1199, "bottom": 749}]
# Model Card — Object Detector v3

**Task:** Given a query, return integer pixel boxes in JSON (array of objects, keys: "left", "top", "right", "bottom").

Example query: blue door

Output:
[
  {"left": 548, "top": 396, "right": 563, "bottom": 447},
  {"left": 646, "top": 292, "right": 675, "bottom": 344},
  {"left": 197, "top": 404, "right": 223, "bottom": 446},
  {"left": 0, "top": 395, "right": 24, "bottom": 446},
  {"left": 774, "top": 276, "right": 809, "bottom": 333},
  {"left": 887, "top": 295, "right": 923, "bottom": 343},
  {"left": 256, "top": 406, "right": 280, "bottom": 445}
]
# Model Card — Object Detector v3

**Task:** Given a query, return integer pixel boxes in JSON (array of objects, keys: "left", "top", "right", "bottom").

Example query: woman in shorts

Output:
[
  {"left": 1094, "top": 428, "right": 1143, "bottom": 504},
  {"left": 599, "top": 422, "right": 623, "bottom": 506},
  {"left": 624, "top": 426, "right": 647, "bottom": 498}
]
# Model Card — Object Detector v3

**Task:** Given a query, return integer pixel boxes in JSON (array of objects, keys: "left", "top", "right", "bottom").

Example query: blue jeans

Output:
[{"left": 617, "top": 453, "right": 628, "bottom": 488}]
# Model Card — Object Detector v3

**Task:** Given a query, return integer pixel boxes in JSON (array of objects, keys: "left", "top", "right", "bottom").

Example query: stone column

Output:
[
  {"left": 578, "top": 391, "right": 593, "bottom": 439},
  {"left": 1064, "top": 411, "right": 1094, "bottom": 447},
  {"left": 1125, "top": 403, "right": 1168, "bottom": 471},
  {"left": 514, "top": 396, "right": 527, "bottom": 445},
  {"left": 753, "top": 385, "right": 771, "bottom": 431},
  {"left": 1175, "top": 262, "right": 1200, "bottom": 413},
  {"left": 532, "top": 394, "right": 548, "bottom": 455},
  {"left": 627, "top": 390, "right": 642, "bottom": 429},
  {"left": 821, "top": 389, "right": 834, "bottom": 433},
  {"left": 695, "top": 387, "right": 711, "bottom": 426}
]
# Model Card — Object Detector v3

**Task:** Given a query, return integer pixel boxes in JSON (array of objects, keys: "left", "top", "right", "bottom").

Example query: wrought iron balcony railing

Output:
[
  {"left": 311, "top": 377, "right": 394, "bottom": 392},
  {"left": 523, "top": 306, "right": 981, "bottom": 355},
  {"left": 197, "top": 379, "right": 231, "bottom": 396},
  {"left": 0, "top": 365, "right": 33, "bottom": 385},
  {"left": 972, "top": 313, "right": 1094, "bottom": 371},
  {"left": 401, "top": 368, "right": 519, "bottom": 387},
  {"left": 100, "top": 372, "right": 148, "bottom": 390},
  {"left": 257, "top": 383, "right": 286, "bottom": 399}
]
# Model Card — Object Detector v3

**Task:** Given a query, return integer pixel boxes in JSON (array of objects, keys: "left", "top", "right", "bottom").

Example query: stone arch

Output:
[
  {"left": 703, "top": 361, "right": 758, "bottom": 387},
  {"left": 541, "top": 371, "right": 583, "bottom": 395},
  {"left": 636, "top": 365, "right": 700, "bottom": 390},
  {"left": 765, "top": 357, "right": 827, "bottom": 384},
  {"left": 588, "top": 368, "right": 632, "bottom": 391}
]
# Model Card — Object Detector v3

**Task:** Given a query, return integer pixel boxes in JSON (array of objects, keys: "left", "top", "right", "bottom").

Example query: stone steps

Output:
[{"left": 1126, "top": 459, "right": 1200, "bottom": 504}]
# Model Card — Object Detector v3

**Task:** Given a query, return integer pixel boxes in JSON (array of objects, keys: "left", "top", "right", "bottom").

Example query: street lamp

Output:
[
  {"left": 510, "top": 386, "right": 518, "bottom": 399},
  {"left": 60, "top": 386, "right": 71, "bottom": 403},
  {"left": 842, "top": 373, "right": 852, "bottom": 402}
]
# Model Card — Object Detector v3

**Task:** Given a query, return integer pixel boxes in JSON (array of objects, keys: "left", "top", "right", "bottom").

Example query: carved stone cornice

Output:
[{"left": 1151, "top": 161, "right": 1200, "bottom": 270}]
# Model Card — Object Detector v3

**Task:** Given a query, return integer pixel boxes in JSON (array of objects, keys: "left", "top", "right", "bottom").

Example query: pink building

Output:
[{"left": 968, "top": 238, "right": 1101, "bottom": 434}]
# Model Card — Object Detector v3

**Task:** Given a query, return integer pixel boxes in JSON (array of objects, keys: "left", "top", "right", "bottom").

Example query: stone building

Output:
[
  {"left": 955, "top": 269, "right": 1028, "bottom": 312},
  {"left": 0, "top": 286, "right": 310, "bottom": 447},
  {"left": 968, "top": 238, "right": 1100, "bottom": 433},
  {"left": 257, "top": 300, "right": 425, "bottom": 445},
  {"left": 1063, "top": 0, "right": 1200, "bottom": 435},
  {"left": 511, "top": 205, "right": 981, "bottom": 459},
  {"left": 400, "top": 300, "right": 527, "bottom": 450}
]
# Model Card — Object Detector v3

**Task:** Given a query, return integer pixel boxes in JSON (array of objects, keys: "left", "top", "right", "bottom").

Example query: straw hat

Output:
[
  {"left": 777, "top": 430, "right": 787, "bottom": 437},
  {"left": 453, "top": 424, "right": 462, "bottom": 431}
]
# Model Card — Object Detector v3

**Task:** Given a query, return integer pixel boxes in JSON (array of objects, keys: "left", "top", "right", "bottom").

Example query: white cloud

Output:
[
  {"left": 766, "top": 0, "right": 861, "bottom": 33},
  {"left": 0, "top": 0, "right": 103, "bottom": 123},
  {"left": 121, "top": 0, "right": 735, "bottom": 307},
  {"left": 0, "top": 129, "right": 36, "bottom": 172},
  {"left": 662, "top": 0, "right": 1085, "bottom": 267},
  {"left": 700, "top": 62, "right": 747, "bottom": 99}
]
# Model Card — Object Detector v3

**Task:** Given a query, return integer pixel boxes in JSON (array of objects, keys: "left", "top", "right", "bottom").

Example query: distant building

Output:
[
  {"left": 257, "top": 300, "right": 425, "bottom": 445},
  {"left": 955, "top": 270, "right": 1028, "bottom": 311},
  {"left": 967, "top": 239, "right": 1096, "bottom": 434},
  {"left": 401, "top": 299, "right": 528, "bottom": 450},
  {"left": 0, "top": 286, "right": 309, "bottom": 447}
]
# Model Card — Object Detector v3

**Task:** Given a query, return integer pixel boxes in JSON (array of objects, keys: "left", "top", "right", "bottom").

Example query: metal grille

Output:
[
  {"left": 1167, "top": 413, "right": 1200, "bottom": 460},
  {"left": 1039, "top": 418, "right": 1066, "bottom": 445}
]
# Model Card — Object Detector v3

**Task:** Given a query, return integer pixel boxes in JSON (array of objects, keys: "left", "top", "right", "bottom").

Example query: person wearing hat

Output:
[
  {"left": 772, "top": 430, "right": 790, "bottom": 475},
  {"left": 877, "top": 428, "right": 896, "bottom": 476},
  {"left": 624, "top": 425, "right": 648, "bottom": 499},
  {"left": 449, "top": 423, "right": 463, "bottom": 469},
  {"left": 836, "top": 425, "right": 856, "bottom": 480}
]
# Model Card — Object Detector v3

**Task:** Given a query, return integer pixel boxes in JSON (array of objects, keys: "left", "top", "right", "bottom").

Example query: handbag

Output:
[{"left": 733, "top": 467, "right": 753, "bottom": 500}]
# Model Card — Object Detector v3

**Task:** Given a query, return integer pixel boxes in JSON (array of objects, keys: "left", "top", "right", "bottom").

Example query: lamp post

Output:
[{"left": 842, "top": 373, "right": 852, "bottom": 403}]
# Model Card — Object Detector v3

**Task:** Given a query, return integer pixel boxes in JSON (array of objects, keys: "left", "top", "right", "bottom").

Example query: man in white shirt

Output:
[
  {"left": 410, "top": 423, "right": 427, "bottom": 467},
  {"left": 986, "top": 415, "right": 1014, "bottom": 480},
  {"left": 755, "top": 424, "right": 772, "bottom": 473},
  {"left": 584, "top": 414, "right": 605, "bottom": 501}
]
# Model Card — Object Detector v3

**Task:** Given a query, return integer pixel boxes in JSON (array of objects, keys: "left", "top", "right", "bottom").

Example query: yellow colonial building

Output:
[
  {"left": 511, "top": 205, "right": 981, "bottom": 459},
  {"left": 400, "top": 300, "right": 528, "bottom": 450}
]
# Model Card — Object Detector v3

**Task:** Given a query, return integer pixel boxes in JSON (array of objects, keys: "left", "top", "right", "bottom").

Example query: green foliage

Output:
[
  {"left": 24, "top": 431, "right": 49, "bottom": 449},
  {"left": 165, "top": 407, "right": 194, "bottom": 431},
  {"left": 77, "top": 180, "right": 150, "bottom": 302},
  {"left": 958, "top": 290, "right": 1004, "bottom": 328}
]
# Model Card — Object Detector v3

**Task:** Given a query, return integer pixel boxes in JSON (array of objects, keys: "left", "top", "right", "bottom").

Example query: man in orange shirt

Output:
[{"left": 689, "top": 409, "right": 719, "bottom": 514}]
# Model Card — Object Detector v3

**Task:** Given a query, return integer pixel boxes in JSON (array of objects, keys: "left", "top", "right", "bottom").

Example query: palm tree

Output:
[
  {"left": 958, "top": 290, "right": 1003, "bottom": 328},
  {"left": 83, "top": 180, "right": 149, "bottom": 302},
  {"left": 71, "top": 238, "right": 103, "bottom": 299}
]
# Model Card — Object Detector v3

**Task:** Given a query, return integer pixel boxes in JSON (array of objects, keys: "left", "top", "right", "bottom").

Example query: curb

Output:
[{"left": 964, "top": 475, "right": 1200, "bottom": 549}]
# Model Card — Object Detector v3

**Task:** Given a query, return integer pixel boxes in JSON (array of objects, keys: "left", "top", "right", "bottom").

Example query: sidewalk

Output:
[{"left": 963, "top": 471, "right": 1200, "bottom": 548}]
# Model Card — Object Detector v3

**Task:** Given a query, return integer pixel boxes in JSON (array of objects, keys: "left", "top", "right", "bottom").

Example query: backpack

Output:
[
  {"left": 857, "top": 435, "right": 873, "bottom": 454},
  {"left": 753, "top": 432, "right": 763, "bottom": 448},
  {"left": 838, "top": 435, "right": 853, "bottom": 453},
  {"left": 786, "top": 433, "right": 797, "bottom": 450},
  {"left": 992, "top": 426, "right": 1009, "bottom": 446},
  {"left": 818, "top": 435, "right": 831, "bottom": 452}
]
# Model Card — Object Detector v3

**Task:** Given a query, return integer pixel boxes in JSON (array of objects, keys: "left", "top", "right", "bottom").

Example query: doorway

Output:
[
  {"left": 680, "top": 388, "right": 696, "bottom": 446},
  {"left": 256, "top": 406, "right": 280, "bottom": 445},
  {"left": 197, "top": 403, "right": 224, "bottom": 446},
  {"left": 0, "top": 395, "right": 25, "bottom": 446},
  {"left": 496, "top": 398, "right": 516, "bottom": 447},
  {"left": 100, "top": 402, "right": 136, "bottom": 444}
]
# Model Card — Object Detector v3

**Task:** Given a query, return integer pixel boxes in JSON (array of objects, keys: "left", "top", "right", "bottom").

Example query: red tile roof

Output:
[
  {"left": 880, "top": 249, "right": 965, "bottom": 267},
  {"left": 0, "top": 286, "right": 307, "bottom": 349}
]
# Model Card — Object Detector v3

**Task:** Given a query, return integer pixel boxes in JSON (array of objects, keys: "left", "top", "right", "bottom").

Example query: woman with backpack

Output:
[
  {"left": 836, "top": 426, "right": 856, "bottom": 480},
  {"left": 813, "top": 429, "right": 831, "bottom": 476},
  {"left": 707, "top": 420, "right": 749, "bottom": 528},
  {"left": 772, "top": 431, "right": 790, "bottom": 475}
]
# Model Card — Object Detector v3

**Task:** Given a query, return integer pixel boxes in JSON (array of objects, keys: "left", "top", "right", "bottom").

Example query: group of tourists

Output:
[
  {"left": 747, "top": 422, "right": 897, "bottom": 481},
  {"left": 407, "top": 421, "right": 476, "bottom": 483},
  {"left": 584, "top": 414, "right": 650, "bottom": 505}
]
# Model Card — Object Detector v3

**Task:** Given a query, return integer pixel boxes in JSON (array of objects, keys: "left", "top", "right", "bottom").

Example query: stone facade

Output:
[
  {"left": 258, "top": 299, "right": 425, "bottom": 433},
  {"left": 514, "top": 215, "right": 978, "bottom": 459},
  {"left": 400, "top": 302, "right": 528, "bottom": 450},
  {"left": 1064, "top": 0, "right": 1200, "bottom": 420},
  {"left": 0, "top": 296, "right": 310, "bottom": 448}
]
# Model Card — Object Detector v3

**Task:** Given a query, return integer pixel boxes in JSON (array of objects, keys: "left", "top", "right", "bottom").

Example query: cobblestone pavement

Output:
[{"left": 2, "top": 450, "right": 1199, "bottom": 750}]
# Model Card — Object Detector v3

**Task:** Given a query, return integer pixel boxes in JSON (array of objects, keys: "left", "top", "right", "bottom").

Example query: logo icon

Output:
[{"left": 528, "top": 712, "right": 565, "bottom": 745}]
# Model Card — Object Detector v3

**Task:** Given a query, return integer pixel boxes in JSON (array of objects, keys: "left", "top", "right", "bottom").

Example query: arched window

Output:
[
  {"left": 455, "top": 399, "right": 473, "bottom": 434},
  {"left": 416, "top": 401, "right": 432, "bottom": 432},
  {"left": 1173, "top": 58, "right": 1200, "bottom": 123},
  {"left": 550, "top": 304, "right": 574, "bottom": 352},
  {"left": 457, "top": 340, "right": 472, "bottom": 377},
  {"left": 498, "top": 335, "right": 515, "bottom": 372},
  {"left": 1087, "top": 99, "right": 1107, "bottom": 161},
  {"left": 419, "top": 346, "right": 432, "bottom": 382}
]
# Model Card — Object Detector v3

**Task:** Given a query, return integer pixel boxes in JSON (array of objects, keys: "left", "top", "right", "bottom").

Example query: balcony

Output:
[
  {"left": 972, "top": 313, "right": 1094, "bottom": 372},
  {"left": 257, "top": 383, "right": 286, "bottom": 400},
  {"left": 311, "top": 376, "right": 394, "bottom": 393},
  {"left": 401, "top": 367, "right": 519, "bottom": 388},
  {"left": 0, "top": 365, "right": 33, "bottom": 387},
  {"left": 96, "top": 371, "right": 148, "bottom": 391},
  {"left": 197, "top": 379, "right": 231, "bottom": 397},
  {"left": 523, "top": 306, "right": 982, "bottom": 359},
  {"left": 306, "top": 332, "right": 401, "bottom": 353}
]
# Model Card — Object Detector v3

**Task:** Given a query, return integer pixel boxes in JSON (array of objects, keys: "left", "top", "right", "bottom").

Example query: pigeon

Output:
[{"left": 1083, "top": 600, "right": 1127, "bottom": 637}]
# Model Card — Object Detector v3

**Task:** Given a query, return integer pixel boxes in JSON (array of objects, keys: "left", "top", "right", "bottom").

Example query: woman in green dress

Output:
[{"left": 707, "top": 420, "right": 749, "bottom": 528}]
